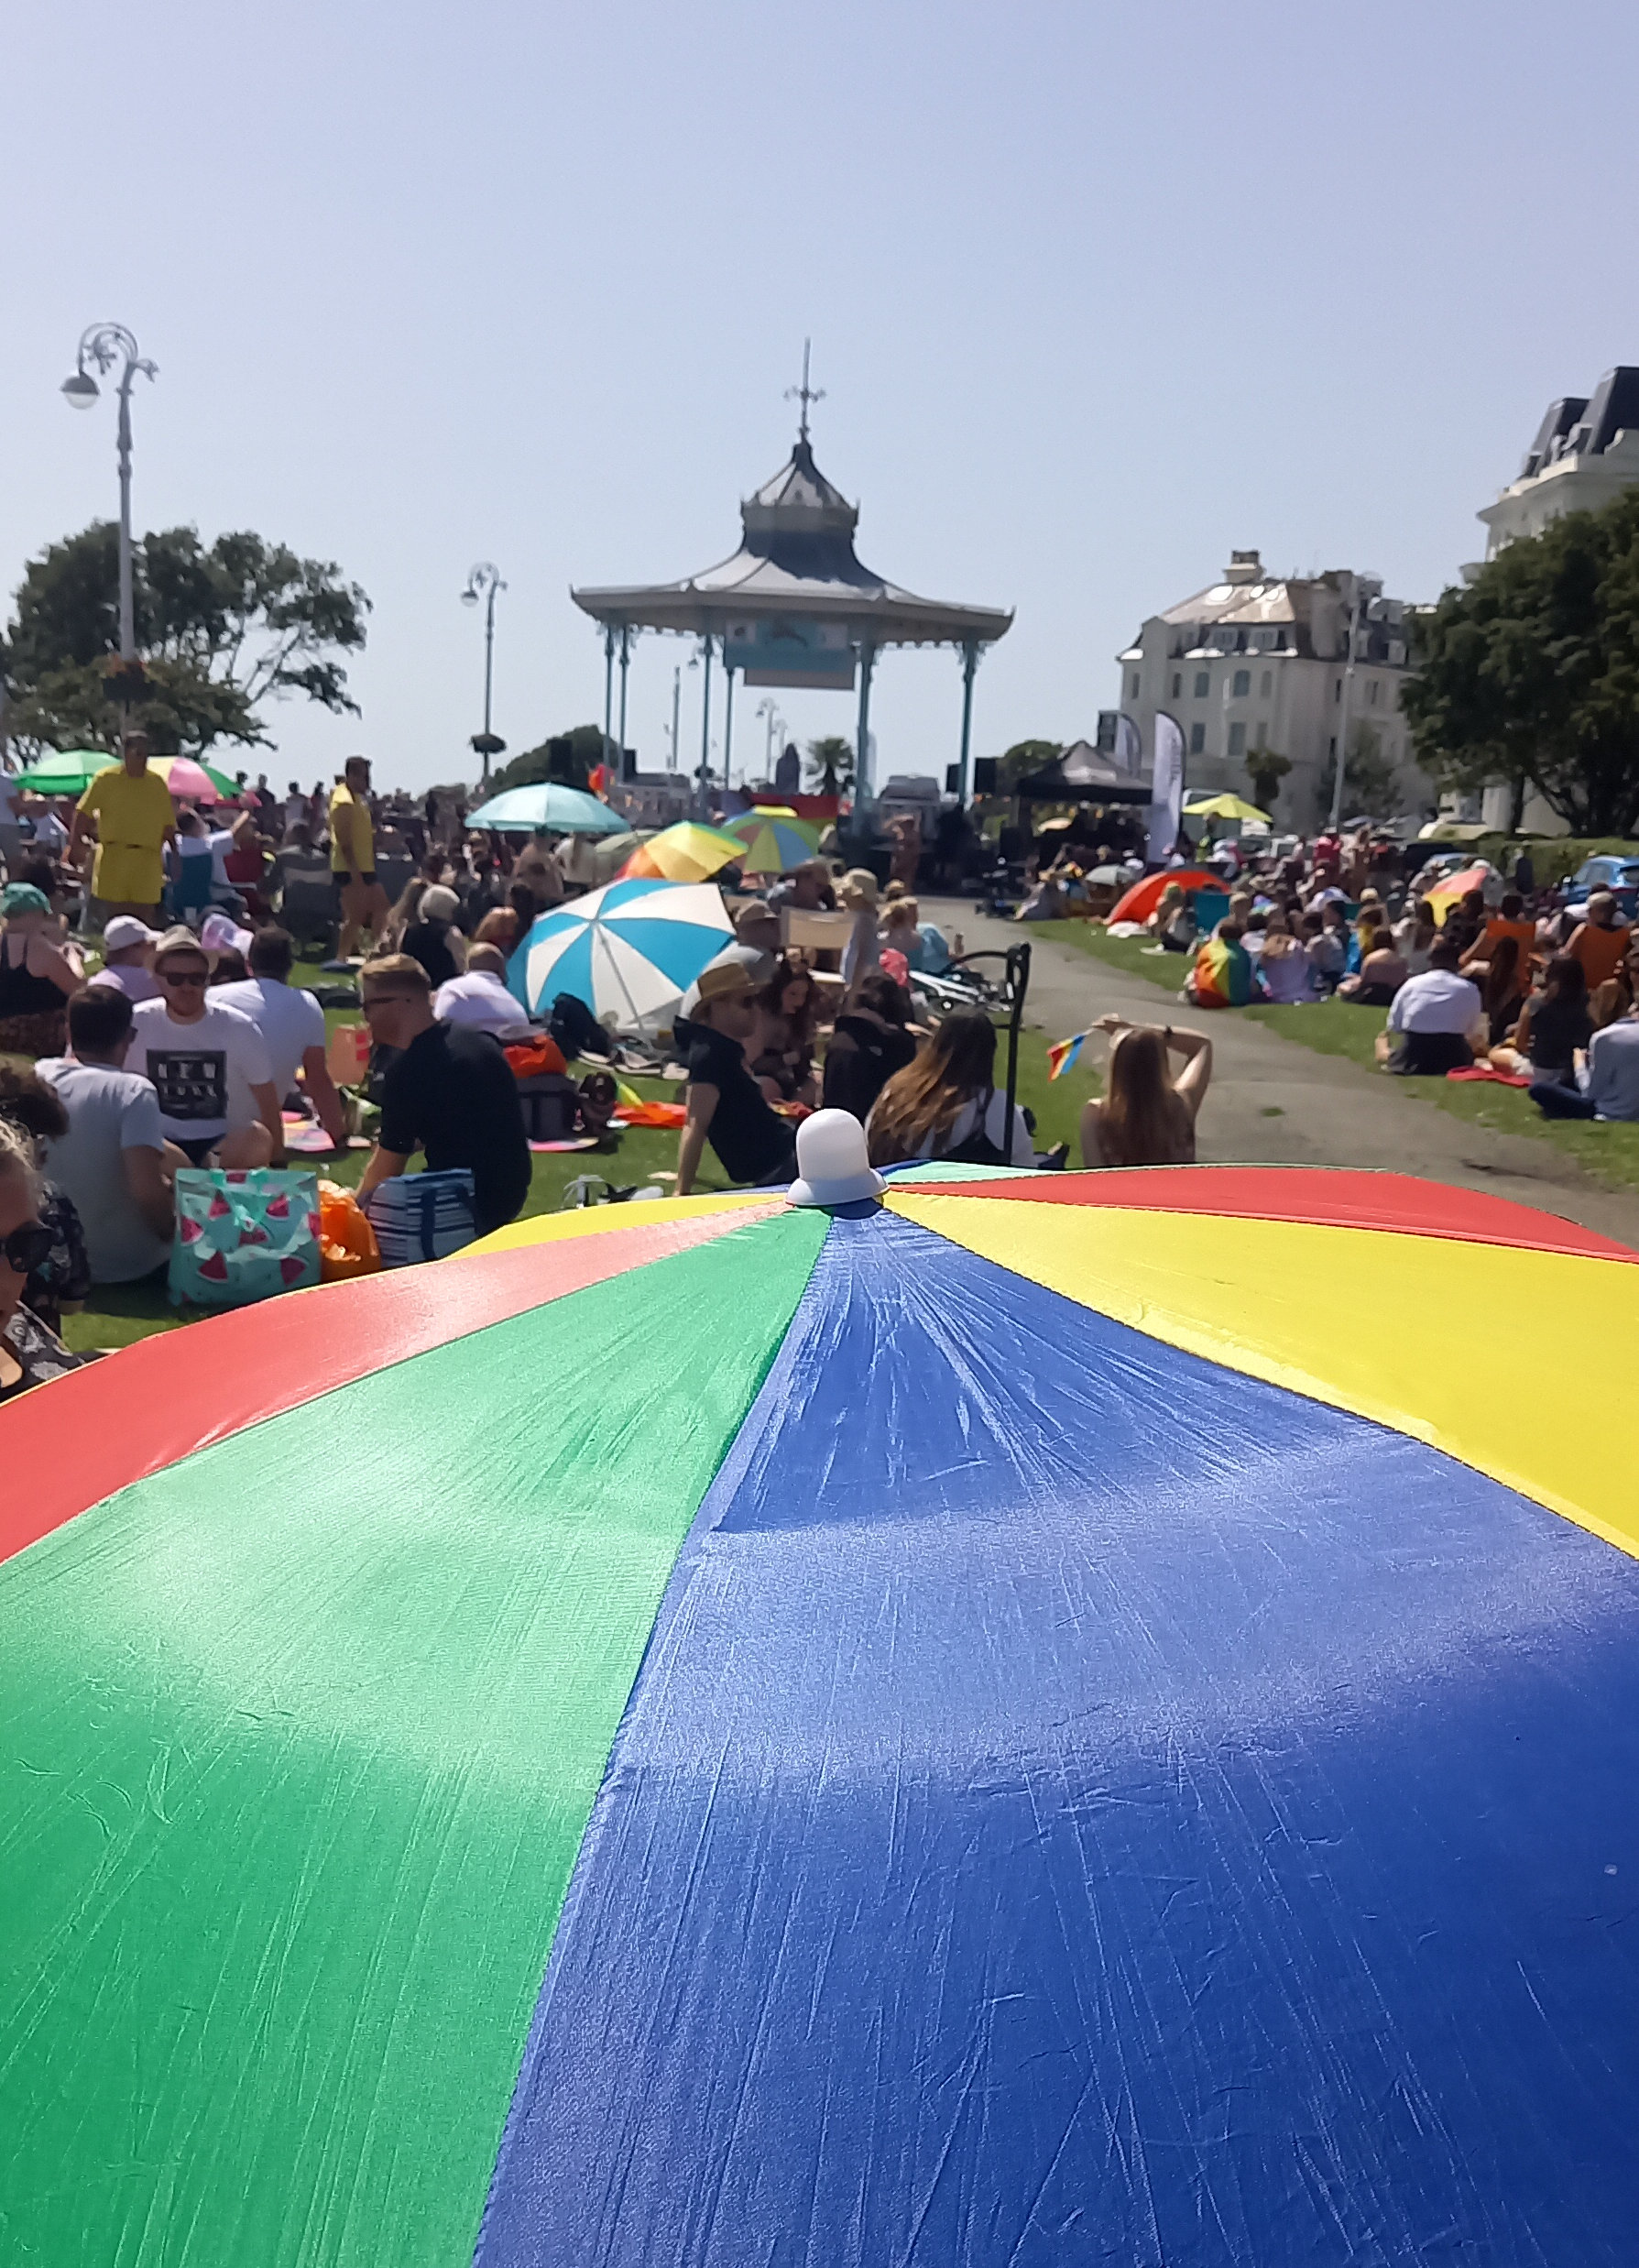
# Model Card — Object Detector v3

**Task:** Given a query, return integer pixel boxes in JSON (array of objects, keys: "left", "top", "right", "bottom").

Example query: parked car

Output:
[{"left": 1565, "top": 855, "right": 1639, "bottom": 923}]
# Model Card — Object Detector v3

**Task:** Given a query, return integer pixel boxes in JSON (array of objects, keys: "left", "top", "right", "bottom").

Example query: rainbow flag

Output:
[
  {"left": 1191, "top": 934, "right": 1254, "bottom": 1006},
  {"left": 1046, "top": 1030, "right": 1087, "bottom": 1080}
]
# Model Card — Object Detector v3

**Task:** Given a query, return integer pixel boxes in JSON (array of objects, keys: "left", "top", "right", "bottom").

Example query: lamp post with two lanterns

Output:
[
  {"left": 462, "top": 563, "right": 507, "bottom": 784},
  {"left": 61, "top": 323, "right": 157, "bottom": 677}
]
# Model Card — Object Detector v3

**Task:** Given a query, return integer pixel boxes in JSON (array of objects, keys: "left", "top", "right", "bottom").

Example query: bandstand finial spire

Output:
[{"left": 785, "top": 337, "right": 825, "bottom": 445}]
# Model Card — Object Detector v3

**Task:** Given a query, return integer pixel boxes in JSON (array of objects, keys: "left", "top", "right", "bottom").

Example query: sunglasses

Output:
[
  {"left": 158, "top": 967, "right": 209, "bottom": 987},
  {"left": 3, "top": 1222, "right": 53, "bottom": 1277}
]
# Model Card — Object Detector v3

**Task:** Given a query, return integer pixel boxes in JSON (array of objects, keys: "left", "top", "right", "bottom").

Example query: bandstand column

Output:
[
  {"left": 602, "top": 625, "right": 616, "bottom": 773},
  {"left": 617, "top": 626, "right": 632, "bottom": 779},
  {"left": 722, "top": 659, "right": 736, "bottom": 791},
  {"left": 957, "top": 639, "right": 980, "bottom": 804},
  {"left": 855, "top": 640, "right": 877, "bottom": 801},
  {"left": 696, "top": 635, "right": 714, "bottom": 818}
]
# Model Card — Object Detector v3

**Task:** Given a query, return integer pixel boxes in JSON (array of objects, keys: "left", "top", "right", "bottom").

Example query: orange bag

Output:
[
  {"left": 326, "top": 1024, "right": 372, "bottom": 1085},
  {"left": 317, "top": 1179, "right": 382, "bottom": 1281},
  {"left": 504, "top": 1035, "right": 568, "bottom": 1079}
]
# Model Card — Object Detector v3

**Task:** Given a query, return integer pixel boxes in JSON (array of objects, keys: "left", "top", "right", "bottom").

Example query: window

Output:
[
  {"left": 1328, "top": 736, "right": 1338, "bottom": 759},
  {"left": 1228, "top": 722, "right": 1246, "bottom": 757},
  {"left": 1231, "top": 668, "right": 1251, "bottom": 698},
  {"left": 1335, "top": 679, "right": 1343, "bottom": 703},
  {"left": 1254, "top": 721, "right": 1268, "bottom": 750},
  {"left": 1189, "top": 721, "right": 1206, "bottom": 754},
  {"left": 1129, "top": 673, "right": 1141, "bottom": 701},
  {"left": 1171, "top": 672, "right": 1182, "bottom": 698},
  {"left": 1367, "top": 679, "right": 1380, "bottom": 706},
  {"left": 1260, "top": 670, "right": 1272, "bottom": 698},
  {"left": 1194, "top": 671, "right": 1209, "bottom": 699}
]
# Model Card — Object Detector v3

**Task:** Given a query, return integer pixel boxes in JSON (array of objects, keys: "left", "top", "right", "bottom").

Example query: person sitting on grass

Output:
[
  {"left": 433, "top": 943, "right": 534, "bottom": 1042},
  {"left": 1080, "top": 1015, "right": 1212, "bottom": 1167},
  {"left": 355, "top": 953, "right": 530, "bottom": 1236},
  {"left": 1590, "top": 937, "right": 1639, "bottom": 1031},
  {"left": 0, "top": 882, "right": 83, "bottom": 1058},
  {"left": 1466, "top": 934, "right": 1527, "bottom": 1048},
  {"left": 35, "top": 984, "right": 179, "bottom": 1286},
  {"left": 126, "top": 929, "right": 285, "bottom": 1167},
  {"left": 0, "top": 1067, "right": 90, "bottom": 1333},
  {"left": 0, "top": 1116, "right": 84, "bottom": 1405},
  {"left": 821, "top": 970, "right": 918, "bottom": 1125},
  {"left": 748, "top": 954, "right": 821, "bottom": 1105},
  {"left": 401, "top": 883, "right": 467, "bottom": 991},
  {"left": 675, "top": 959, "right": 798, "bottom": 1198},
  {"left": 1338, "top": 925, "right": 1409, "bottom": 1007},
  {"left": 1499, "top": 954, "right": 1592, "bottom": 1085},
  {"left": 866, "top": 1009, "right": 1035, "bottom": 1169},
  {"left": 1255, "top": 909, "right": 1322, "bottom": 1003},
  {"left": 1372, "top": 937, "right": 1485, "bottom": 1076},
  {"left": 213, "top": 926, "right": 350, "bottom": 1153},
  {"left": 1566, "top": 891, "right": 1632, "bottom": 996},
  {"left": 880, "top": 895, "right": 951, "bottom": 976},
  {"left": 1529, "top": 995, "right": 1639, "bottom": 1123},
  {"left": 86, "top": 915, "right": 161, "bottom": 1003}
]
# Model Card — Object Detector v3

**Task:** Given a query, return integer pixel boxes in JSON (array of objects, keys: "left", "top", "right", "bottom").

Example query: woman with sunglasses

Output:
[{"left": 0, "top": 1117, "right": 83, "bottom": 1404}]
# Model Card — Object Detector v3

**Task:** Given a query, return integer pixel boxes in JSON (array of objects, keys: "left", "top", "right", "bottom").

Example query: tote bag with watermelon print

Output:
[{"left": 168, "top": 1167, "right": 322, "bottom": 1309}]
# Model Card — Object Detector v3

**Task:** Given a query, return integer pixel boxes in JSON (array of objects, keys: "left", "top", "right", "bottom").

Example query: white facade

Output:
[
  {"left": 1478, "top": 367, "right": 1639, "bottom": 559},
  {"left": 1115, "top": 551, "right": 1426, "bottom": 827}
]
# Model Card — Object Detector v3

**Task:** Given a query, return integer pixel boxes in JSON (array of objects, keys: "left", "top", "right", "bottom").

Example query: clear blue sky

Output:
[{"left": 6, "top": 1, "right": 1636, "bottom": 793}]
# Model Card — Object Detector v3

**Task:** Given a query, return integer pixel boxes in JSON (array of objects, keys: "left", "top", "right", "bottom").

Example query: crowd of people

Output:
[
  {"left": 5, "top": 744, "right": 1638, "bottom": 1403},
  {"left": 1129, "top": 827, "right": 1639, "bottom": 1122}
]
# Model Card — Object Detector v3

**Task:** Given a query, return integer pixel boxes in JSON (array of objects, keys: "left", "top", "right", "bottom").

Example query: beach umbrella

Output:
[
  {"left": 5, "top": 1159, "right": 1639, "bottom": 2266},
  {"left": 509, "top": 875, "right": 732, "bottom": 1031},
  {"left": 147, "top": 754, "right": 246, "bottom": 805},
  {"left": 465, "top": 783, "right": 628, "bottom": 836},
  {"left": 12, "top": 748, "right": 116, "bottom": 794},
  {"left": 617, "top": 820, "right": 744, "bottom": 883},
  {"left": 725, "top": 806, "right": 822, "bottom": 872},
  {"left": 1105, "top": 866, "right": 1218, "bottom": 926},
  {"left": 1183, "top": 792, "right": 1273, "bottom": 824},
  {"left": 1425, "top": 859, "right": 1495, "bottom": 924}
]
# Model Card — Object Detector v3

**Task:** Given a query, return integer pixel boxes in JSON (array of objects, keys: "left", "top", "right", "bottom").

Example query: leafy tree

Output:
[
  {"left": 2, "top": 521, "right": 369, "bottom": 759},
  {"left": 1317, "top": 722, "right": 1400, "bottom": 821},
  {"left": 804, "top": 735, "right": 855, "bottom": 794},
  {"left": 997, "top": 738, "right": 1062, "bottom": 792},
  {"left": 1245, "top": 749, "right": 1293, "bottom": 813},
  {"left": 1401, "top": 489, "right": 1639, "bottom": 837},
  {"left": 491, "top": 726, "right": 615, "bottom": 794}
]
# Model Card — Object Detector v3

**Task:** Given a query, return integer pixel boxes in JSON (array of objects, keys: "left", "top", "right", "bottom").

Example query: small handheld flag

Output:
[{"left": 1047, "top": 1031, "right": 1087, "bottom": 1081}]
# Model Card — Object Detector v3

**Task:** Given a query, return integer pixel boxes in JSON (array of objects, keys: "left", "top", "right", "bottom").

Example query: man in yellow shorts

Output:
[
  {"left": 69, "top": 731, "right": 177, "bottom": 923},
  {"left": 329, "top": 755, "right": 389, "bottom": 959}
]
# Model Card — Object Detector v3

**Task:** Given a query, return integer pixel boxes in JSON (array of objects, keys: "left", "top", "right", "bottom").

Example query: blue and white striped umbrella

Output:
[{"left": 509, "top": 878, "right": 734, "bottom": 1033}]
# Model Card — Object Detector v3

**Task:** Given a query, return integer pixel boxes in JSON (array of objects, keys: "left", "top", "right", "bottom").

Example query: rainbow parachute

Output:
[{"left": 5, "top": 1165, "right": 1639, "bottom": 2264}]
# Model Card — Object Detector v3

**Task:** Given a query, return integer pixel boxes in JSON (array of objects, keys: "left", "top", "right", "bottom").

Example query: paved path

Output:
[{"left": 923, "top": 898, "right": 1639, "bottom": 1252}]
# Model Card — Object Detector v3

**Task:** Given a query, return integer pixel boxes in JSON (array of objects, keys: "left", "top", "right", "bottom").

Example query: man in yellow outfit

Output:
[
  {"left": 329, "top": 755, "right": 388, "bottom": 959},
  {"left": 69, "top": 731, "right": 177, "bottom": 923}
]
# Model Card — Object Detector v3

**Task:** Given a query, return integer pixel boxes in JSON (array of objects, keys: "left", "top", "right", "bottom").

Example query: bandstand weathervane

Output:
[{"left": 571, "top": 345, "right": 1013, "bottom": 806}]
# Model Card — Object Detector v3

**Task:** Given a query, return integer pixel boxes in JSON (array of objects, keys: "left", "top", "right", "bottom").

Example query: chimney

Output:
[{"left": 1224, "top": 549, "right": 1262, "bottom": 586}]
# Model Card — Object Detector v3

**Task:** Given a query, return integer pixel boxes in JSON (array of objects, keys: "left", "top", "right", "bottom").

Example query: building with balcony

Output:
[{"left": 1114, "top": 551, "right": 1426, "bottom": 827}]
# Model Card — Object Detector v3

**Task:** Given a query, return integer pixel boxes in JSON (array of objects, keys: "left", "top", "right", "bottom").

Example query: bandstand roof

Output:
[{"left": 572, "top": 436, "right": 1013, "bottom": 650}]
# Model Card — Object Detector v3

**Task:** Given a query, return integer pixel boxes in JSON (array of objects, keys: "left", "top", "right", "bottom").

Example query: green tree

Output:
[
  {"left": 491, "top": 726, "right": 615, "bottom": 794},
  {"left": 804, "top": 735, "right": 855, "bottom": 794},
  {"left": 997, "top": 738, "right": 1062, "bottom": 792},
  {"left": 1401, "top": 489, "right": 1639, "bottom": 837},
  {"left": 2, "top": 521, "right": 369, "bottom": 759},
  {"left": 1245, "top": 749, "right": 1293, "bottom": 813},
  {"left": 1317, "top": 722, "right": 1400, "bottom": 821}
]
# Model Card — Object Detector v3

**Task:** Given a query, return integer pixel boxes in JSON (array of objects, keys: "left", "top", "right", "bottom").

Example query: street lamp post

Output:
[
  {"left": 462, "top": 563, "right": 507, "bottom": 784},
  {"left": 62, "top": 323, "right": 157, "bottom": 663},
  {"left": 1328, "top": 571, "right": 1382, "bottom": 832},
  {"left": 756, "top": 696, "right": 780, "bottom": 781}
]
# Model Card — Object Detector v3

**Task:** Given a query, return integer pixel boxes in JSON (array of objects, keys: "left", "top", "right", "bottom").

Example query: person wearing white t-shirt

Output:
[
  {"left": 37, "top": 985, "right": 178, "bottom": 1281},
  {"left": 128, "top": 928, "right": 283, "bottom": 1167},
  {"left": 213, "top": 925, "right": 349, "bottom": 1150},
  {"left": 86, "top": 914, "right": 163, "bottom": 1003},
  {"left": 433, "top": 944, "right": 533, "bottom": 1041},
  {"left": 1374, "top": 938, "right": 1486, "bottom": 1076}
]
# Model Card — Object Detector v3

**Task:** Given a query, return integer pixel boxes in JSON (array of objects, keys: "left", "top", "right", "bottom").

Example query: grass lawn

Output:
[
  {"left": 1033, "top": 919, "right": 1639, "bottom": 1196},
  {"left": 53, "top": 963, "right": 1101, "bottom": 1353}
]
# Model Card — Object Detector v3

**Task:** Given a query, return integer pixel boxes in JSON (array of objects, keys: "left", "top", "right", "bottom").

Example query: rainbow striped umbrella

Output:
[
  {"left": 724, "top": 806, "right": 821, "bottom": 872},
  {"left": 5, "top": 1165, "right": 1639, "bottom": 2265},
  {"left": 617, "top": 819, "right": 744, "bottom": 882}
]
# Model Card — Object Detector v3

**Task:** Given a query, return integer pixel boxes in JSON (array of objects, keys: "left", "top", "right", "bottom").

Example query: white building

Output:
[
  {"left": 1115, "top": 551, "right": 1426, "bottom": 827},
  {"left": 1478, "top": 367, "right": 1639, "bottom": 559}
]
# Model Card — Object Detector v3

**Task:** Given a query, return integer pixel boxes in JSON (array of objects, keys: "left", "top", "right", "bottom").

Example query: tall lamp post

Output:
[
  {"left": 1328, "top": 571, "right": 1382, "bottom": 832},
  {"left": 62, "top": 323, "right": 157, "bottom": 668},
  {"left": 462, "top": 563, "right": 507, "bottom": 784}
]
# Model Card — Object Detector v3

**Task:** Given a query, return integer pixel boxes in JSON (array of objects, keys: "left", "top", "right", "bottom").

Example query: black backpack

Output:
[
  {"left": 548, "top": 990, "right": 615, "bottom": 1061},
  {"left": 935, "top": 1088, "right": 1011, "bottom": 1168}
]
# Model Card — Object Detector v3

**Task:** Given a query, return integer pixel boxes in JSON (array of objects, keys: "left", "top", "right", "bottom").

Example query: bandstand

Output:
[{"left": 572, "top": 360, "right": 1012, "bottom": 804}]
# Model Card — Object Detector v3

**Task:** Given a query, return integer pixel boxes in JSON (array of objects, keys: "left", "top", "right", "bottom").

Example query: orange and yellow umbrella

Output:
[{"left": 1425, "top": 861, "right": 1492, "bottom": 925}]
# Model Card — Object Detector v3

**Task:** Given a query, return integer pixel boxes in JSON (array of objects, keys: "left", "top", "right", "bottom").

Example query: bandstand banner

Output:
[{"left": 724, "top": 617, "right": 856, "bottom": 689}]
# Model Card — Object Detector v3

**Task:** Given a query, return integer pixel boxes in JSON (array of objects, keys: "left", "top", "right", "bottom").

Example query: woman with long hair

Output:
[
  {"left": 382, "top": 874, "right": 431, "bottom": 953},
  {"left": 1471, "top": 934, "right": 1526, "bottom": 1046},
  {"left": 748, "top": 953, "right": 820, "bottom": 1105},
  {"left": 1080, "top": 1014, "right": 1212, "bottom": 1168},
  {"left": 1255, "top": 908, "right": 1320, "bottom": 1003},
  {"left": 866, "top": 1009, "right": 1034, "bottom": 1167},
  {"left": 1510, "top": 953, "right": 1592, "bottom": 1085}
]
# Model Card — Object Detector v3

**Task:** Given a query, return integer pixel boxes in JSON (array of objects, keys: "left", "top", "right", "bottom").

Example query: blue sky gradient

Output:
[{"left": 5, "top": 2, "right": 1635, "bottom": 790}]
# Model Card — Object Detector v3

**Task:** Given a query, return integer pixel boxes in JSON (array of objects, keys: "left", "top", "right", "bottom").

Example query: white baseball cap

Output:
[{"left": 102, "top": 915, "right": 159, "bottom": 952}]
